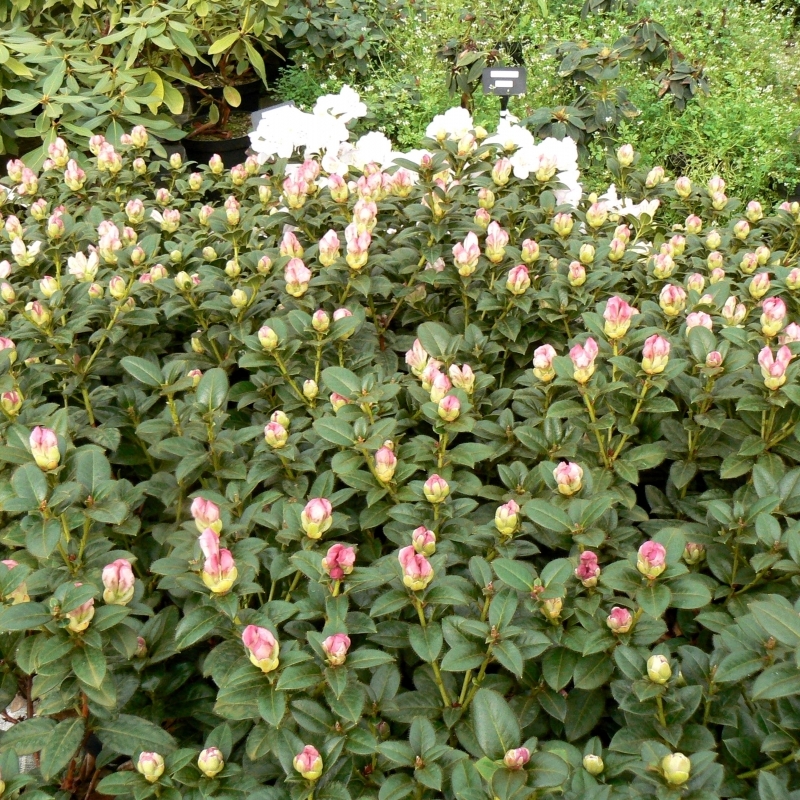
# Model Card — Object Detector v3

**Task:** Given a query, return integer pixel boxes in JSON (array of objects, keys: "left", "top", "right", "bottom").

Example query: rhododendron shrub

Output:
[{"left": 0, "top": 128, "right": 800, "bottom": 800}]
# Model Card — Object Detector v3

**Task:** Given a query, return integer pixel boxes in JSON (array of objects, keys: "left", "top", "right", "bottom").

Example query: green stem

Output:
[
  {"left": 284, "top": 570, "right": 302, "bottom": 602},
  {"left": 414, "top": 597, "right": 451, "bottom": 706},
  {"left": 437, "top": 432, "right": 448, "bottom": 470},
  {"left": 655, "top": 695, "right": 667, "bottom": 728},
  {"left": 580, "top": 389, "right": 612, "bottom": 469},
  {"left": 611, "top": 380, "right": 650, "bottom": 461},
  {"left": 81, "top": 386, "right": 95, "bottom": 426},
  {"left": 737, "top": 753, "right": 797, "bottom": 780}
]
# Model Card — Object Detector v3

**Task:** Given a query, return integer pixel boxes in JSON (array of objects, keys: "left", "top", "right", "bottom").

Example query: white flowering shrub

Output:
[{"left": 0, "top": 113, "right": 799, "bottom": 800}]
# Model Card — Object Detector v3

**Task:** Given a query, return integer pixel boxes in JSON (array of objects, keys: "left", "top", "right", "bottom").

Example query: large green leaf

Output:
[
  {"left": 471, "top": 688, "right": 520, "bottom": 760},
  {"left": 39, "top": 717, "right": 85, "bottom": 781}
]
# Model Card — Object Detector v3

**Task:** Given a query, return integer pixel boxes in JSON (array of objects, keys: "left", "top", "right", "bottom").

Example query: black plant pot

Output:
[
  {"left": 183, "top": 133, "right": 251, "bottom": 169},
  {"left": 188, "top": 77, "right": 265, "bottom": 115}
]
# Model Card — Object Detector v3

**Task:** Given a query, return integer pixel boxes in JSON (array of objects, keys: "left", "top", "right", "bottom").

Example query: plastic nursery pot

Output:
[{"left": 183, "top": 133, "right": 251, "bottom": 169}]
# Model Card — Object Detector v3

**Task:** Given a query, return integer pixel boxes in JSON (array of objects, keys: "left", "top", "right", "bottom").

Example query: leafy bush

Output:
[{"left": 2, "top": 118, "right": 800, "bottom": 800}]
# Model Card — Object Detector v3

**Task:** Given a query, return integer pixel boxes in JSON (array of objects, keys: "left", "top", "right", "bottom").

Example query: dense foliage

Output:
[{"left": 1, "top": 120, "right": 800, "bottom": 800}]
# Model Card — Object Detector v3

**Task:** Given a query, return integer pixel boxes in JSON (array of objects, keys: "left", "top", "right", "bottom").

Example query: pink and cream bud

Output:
[
  {"left": 285, "top": 258, "right": 312, "bottom": 297},
  {"left": 749, "top": 272, "right": 771, "bottom": 300},
  {"left": 321, "top": 543, "right": 356, "bottom": 580},
  {"left": 301, "top": 498, "right": 333, "bottom": 539},
  {"left": 137, "top": 753, "right": 164, "bottom": 783},
  {"left": 398, "top": 545, "right": 434, "bottom": 591},
  {"left": 412, "top": 526, "right": 436, "bottom": 556},
  {"left": 322, "top": 633, "right": 350, "bottom": 666},
  {"left": 603, "top": 296, "right": 638, "bottom": 339},
  {"left": 641, "top": 334, "right": 671, "bottom": 375},
  {"left": 66, "top": 584, "right": 95, "bottom": 632},
  {"left": 495, "top": 499, "right": 520, "bottom": 536},
  {"left": 30, "top": 426, "right": 59, "bottom": 470},
  {"left": 102, "top": 559, "right": 135, "bottom": 605},
  {"left": 437, "top": 394, "right": 461, "bottom": 422},
  {"left": 532, "top": 344, "right": 556, "bottom": 383},
  {"left": 575, "top": 551, "right": 600, "bottom": 587},
  {"left": 503, "top": 748, "right": 530, "bottom": 770},
  {"left": 375, "top": 445, "right": 398, "bottom": 482},
  {"left": 423, "top": 474, "right": 449, "bottom": 504},
  {"left": 686, "top": 312, "right": 713, "bottom": 332},
  {"left": 568, "top": 261, "right": 586, "bottom": 287},
  {"left": 242, "top": 625, "right": 280, "bottom": 673},
  {"left": 637, "top": 541, "right": 667, "bottom": 579},
  {"left": 607, "top": 606, "right": 632, "bottom": 634},
  {"left": 506, "top": 264, "right": 530, "bottom": 295},
  {"left": 554, "top": 462, "right": 583, "bottom": 496},
  {"left": 569, "top": 338, "right": 598, "bottom": 384},
  {"left": 759, "top": 345, "right": 792, "bottom": 390},
  {"left": 294, "top": 746, "right": 323, "bottom": 781},
  {"left": 761, "top": 297, "right": 787, "bottom": 337},
  {"left": 453, "top": 232, "right": 481, "bottom": 277}
]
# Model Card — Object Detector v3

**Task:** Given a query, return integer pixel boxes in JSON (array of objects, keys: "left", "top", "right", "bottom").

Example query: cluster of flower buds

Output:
[{"left": 265, "top": 409, "right": 290, "bottom": 449}]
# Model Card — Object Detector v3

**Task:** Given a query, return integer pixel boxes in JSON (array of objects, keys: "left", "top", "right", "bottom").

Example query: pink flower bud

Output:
[
  {"left": 645, "top": 166, "right": 665, "bottom": 188},
  {"left": 453, "top": 231, "right": 481, "bottom": 277},
  {"left": 614, "top": 224, "right": 631, "bottom": 243},
  {"left": 264, "top": 421, "right": 288, "bottom": 449},
  {"left": 575, "top": 551, "right": 600, "bottom": 587},
  {"left": 686, "top": 312, "right": 713, "bottom": 332},
  {"left": 756, "top": 245, "right": 771, "bottom": 266},
  {"left": 607, "top": 606, "right": 632, "bottom": 634},
  {"left": 495, "top": 500, "right": 520, "bottom": 536},
  {"left": 188, "top": 369, "right": 203, "bottom": 387},
  {"left": 199, "top": 528, "right": 237, "bottom": 594},
  {"left": 533, "top": 344, "right": 557, "bottom": 383},
  {"left": 330, "top": 392, "right": 349, "bottom": 411},
  {"left": 780, "top": 322, "right": 800, "bottom": 345},
  {"left": 198, "top": 747, "right": 224, "bottom": 778},
  {"left": 485, "top": 222, "right": 509, "bottom": 264},
  {"left": 446, "top": 364, "right": 473, "bottom": 394},
  {"left": 553, "top": 212, "right": 573, "bottom": 237},
  {"left": 405, "top": 339, "right": 428, "bottom": 377},
  {"left": 318, "top": 230, "right": 340, "bottom": 267},
  {"left": 391, "top": 168, "right": 414, "bottom": 198},
  {"left": 586, "top": 201, "right": 608, "bottom": 229},
  {"left": 569, "top": 338, "right": 598, "bottom": 384},
  {"left": 242, "top": 624, "right": 279, "bottom": 673},
  {"left": 761, "top": 297, "right": 787, "bottom": 337},
  {"left": 30, "top": 426, "right": 59, "bottom": 470},
  {"left": 294, "top": 746, "right": 323, "bottom": 781},
  {"left": 321, "top": 543, "right": 356, "bottom": 581},
  {"left": 705, "top": 351, "right": 723, "bottom": 368},
  {"left": 503, "top": 748, "right": 530, "bottom": 770},
  {"left": 637, "top": 541, "right": 667, "bottom": 579},
  {"left": 345, "top": 223, "right": 371, "bottom": 270},
  {"left": 561, "top": 259, "right": 584, "bottom": 288},
  {"left": 492, "top": 157, "right": 512, "bottom": 185},
  {"left": 652, "top": 253, "right": 675, "bottom": 279},
  {"left": 708, "top": 175, "right": 725, "bottom": 194},
  {"left": 102, "top": 558, "right": 135, "bottom": 605},
  {"left": 375, "top": 445, "right": 397, "bottom": 482},
  {"left": 301, "top": 498, "right": 333, "bottom": 539},
  {"left": 0, "top": 282, "right": 15, "bottom": 303},
  {"left": 322, "top": 633, "right": 350, "bottom": 666},
  {"left": 1, "top": 390, "right": 22, "bottom": 417},
  {"left": 412, "top": 526, "right": 436, "bottom": 555},
  {"left": 759, "top": 345, "right": 792, "bottom": 390},
  {"left": 520, "top": 238, "right": 540, "bottom": 264},
  {"left": 191, "top": 498, "right": 222, "bottom": 534},
  {"left": 554, "top": 461, "right": 583, "bottom": 496},
  {"left": 328, "top": 173, "right": 349, "bottom": 203},
  {"left": 506, "top": 264, "right": 530, "bottom": 295},
  {"left": 749, "top": 272, "right": 771, "bottom": 299},
  {"left": 642, "top": 334, "right": 671, "bottom": 375},
  {"left": 284, "top": 258, "right": 312, "bottom": 297},
  {"left": 429, "top": 371, "right": 452, "bottom": 404},
  {"left": 137, "top": 752, "right": 164, "bottom": 782},
  {"left": 423, "top": 474, "right": 449, "bottom": 504},
  {"left": 66, "top": 583, "right": 95, "bottom": 632},
  {"left": 617, "top": 144, "right": 634, "bottom": 167},
  {"left": 709, "top": 267, "right": 725, "bottom": 284},
  {"left": 437, "top": 394, "right": 461, "bottom": 422},
  {"left": 674, "top": 176, "right": 692, "bottom": 198},
  {"left": 280, "top": 231, "right": 304, "bottom": 259},
  {"left": 733, "top": 219, "right": 750, "bottom": 241},
  {"left": 398, "top": 545, "right": 434, "bottom": 591},
  {"left": 474, "top": 207, "right": 491, "bottom": 229},
  {"left": 0, "top": 338, "right": 16, "bottom": 365},
  {"left": 606, "top": 237, "right": 625, "bottom": 263},
  {"left": 686, "top": 273, "right": 705, "bottom": 293},
  {"left": 685, "top": 214, "right": 702, "bottom": 234},
  {"left": 683, "top": 542, "right": 705, "bottom": 565},
  {"left": 746, "top": 201, "right": 763, "bottom": 223},
  {"left": 707, "top": 251, "right": 723, "bottom": 272},
  {"left": 603, "top": 296, "right": 638, "bottom": 340}
]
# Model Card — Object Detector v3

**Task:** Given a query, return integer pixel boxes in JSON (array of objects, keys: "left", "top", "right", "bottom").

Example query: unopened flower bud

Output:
[
  {"left": 583, "top": 755, "right": 604, "bottom": 775},
  {"left": 423, "top": 474, "right": 449, "bottom": 504},
  {"left": 301, "top": 498, "right": 333, "bottom": 539},
  {"left": 647, "top": 654, "right": 672, "bottom": 684},
  {"left": 30, "top": 426, "right": 59, "bottom": 470},
  {"left": 616, "top": 144, "right": 634, "bottom": 167},
  {"left": 102, "top": 558, "right": 135, "bottom": 605},
  {"left": 683, "top": 542, "right": 705, "bottom": 564},
  {"left": 293, "top": 746, "right": 323, "bottom": 781},
  {"left": 503, "top": 748, "right": 530, "bottom": 770},
  {"left": 637, "top": 541, "right": 666, "bottom": 579},
  {"left": 198, "top": 747, "right": 224, "bottom": 778},
  {"left": 607, "top": 606, "right": 632, "bottom": 634},
  {"left": 554, "top": 462, "right": 583, "bottom": 495},
  {"left": 137, "top": 753, "right": 164, "bottom": 783},
  {"left": 258, "top": 326, "right": 279, "bottom": 351},
  {"left": 412, "top": 526, "right": 436, "bottom": 555},
  {"left": 661, "top": 753, "right": 691, "bottom": 786},
  {"left": 303, "top": 379, "right": 318, "bottom": 400},
  {"left": 322, "top": 633, "right": 350, "bottom": 666}
]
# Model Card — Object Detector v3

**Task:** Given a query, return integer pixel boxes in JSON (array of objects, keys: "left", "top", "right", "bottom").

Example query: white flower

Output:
[
  {"left": 67, "top": 250, "right": 99, "bottom": 282},
  {"left": 425, "top": 107, "right": 473, "bottom": 141},
  {"left": 350, "top": 132, "right": 393, "bottom": 169},
  {"left": 554, "top": 169, "right": 583, "bottom": 207},
  {"left": 313, "top": 85, "right": 367, "bottom": 124},
  {"left": 485, "top": 119, "right": 534, "bottom": 151}
]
